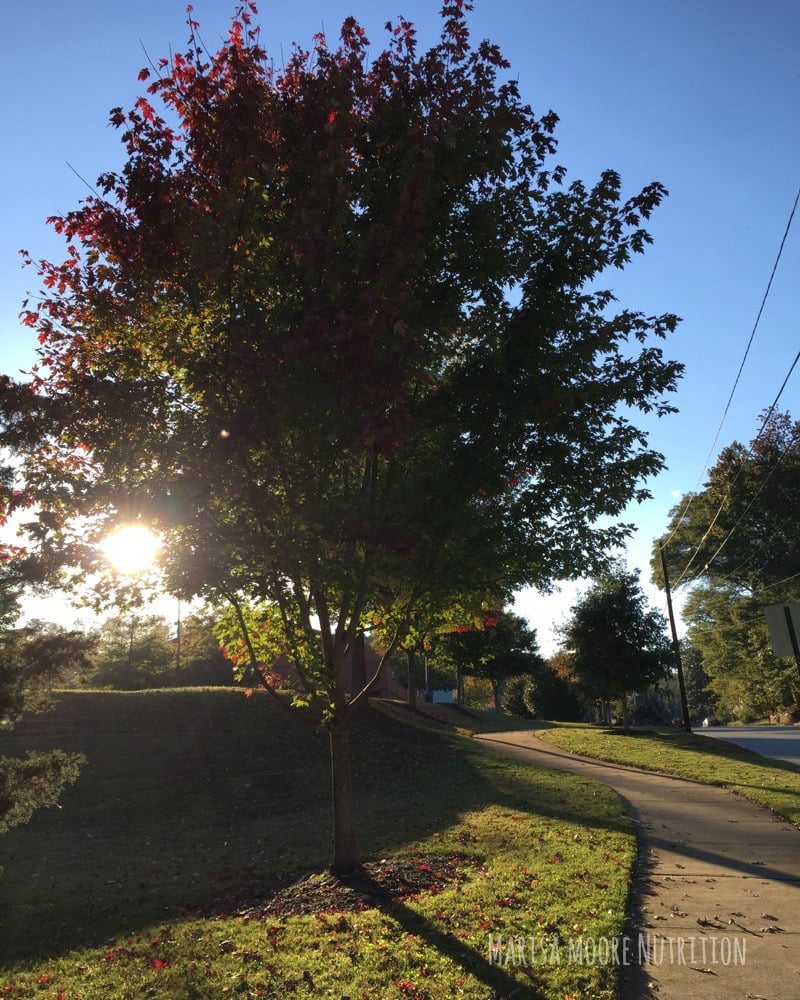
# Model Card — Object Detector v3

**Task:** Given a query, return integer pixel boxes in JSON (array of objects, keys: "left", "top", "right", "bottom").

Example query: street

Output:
[{"left": 694, "top": 724, "right": 800, "bottom": 769}]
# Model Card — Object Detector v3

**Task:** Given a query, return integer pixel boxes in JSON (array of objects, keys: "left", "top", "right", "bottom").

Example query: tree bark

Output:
[
  {"left": 328, "top": 711, "right": 360, "bottom": 873},
  {"left": 350, "top": 631, "right": 366, "bottom": 696},
  {"left": 406, "top": 649, "right": 417, "bottom": 706}
]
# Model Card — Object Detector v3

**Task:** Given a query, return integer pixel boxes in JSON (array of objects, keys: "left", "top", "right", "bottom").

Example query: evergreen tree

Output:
[{"left": 560, "top": 566, "right": 671, "bottom": 712}]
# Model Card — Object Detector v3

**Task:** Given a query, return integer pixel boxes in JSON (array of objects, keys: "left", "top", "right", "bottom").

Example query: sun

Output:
[{"left": 102, "top": 525, "right": 161, "bottom": 575}]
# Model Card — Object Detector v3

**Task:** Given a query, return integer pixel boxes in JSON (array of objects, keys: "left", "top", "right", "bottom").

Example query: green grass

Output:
[
  {"left": 0, "top": 691, "right": 635, "bottom": 1000},
  {"left": 536, "top": 725, "right": 800, "bottom": 824}
]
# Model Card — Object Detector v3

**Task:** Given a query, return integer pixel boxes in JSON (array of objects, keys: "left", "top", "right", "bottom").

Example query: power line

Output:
[
  {"left": 708, "top": 186, "right": 800, "bottom": 450},
  {"left": 762, "top": 570, "right": 800, "bottom": 596},
  {"left": 667, "top": 186, "right": 800, "bottom": 582},
  {"left": 674, "top": 400, "right": 799, "bottom": 589}
]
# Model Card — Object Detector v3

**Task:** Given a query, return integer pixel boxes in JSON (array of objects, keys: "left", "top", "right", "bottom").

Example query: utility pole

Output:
[{"left": 659, "top": 543, "right": 692, "bottom": 732}]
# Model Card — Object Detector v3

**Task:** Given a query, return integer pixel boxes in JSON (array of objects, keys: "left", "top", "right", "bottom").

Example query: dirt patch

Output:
[{"left": 208, "top": 852, "right": 484, "bottom": 920}]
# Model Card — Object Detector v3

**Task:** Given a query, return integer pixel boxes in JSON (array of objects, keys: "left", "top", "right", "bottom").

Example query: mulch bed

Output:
[{"left": 208, "top": 852, "right": 484, "bottom": 921}]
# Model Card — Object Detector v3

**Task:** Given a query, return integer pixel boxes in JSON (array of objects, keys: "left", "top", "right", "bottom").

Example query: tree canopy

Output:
[
  {"left": 560, "top": 566, "right": 671, "bottom": 707},
  {"left": 0, "top": 3, "right": 680, "bottom": 869},
  {"left": 655, "top": 411, "right": 800, "bottom": 596},
  {"left": 682, "top": 584, "right": 797, "bottom": 719},
  {"left": 437, "top": 609, "right": 544, "bottom": 707}
]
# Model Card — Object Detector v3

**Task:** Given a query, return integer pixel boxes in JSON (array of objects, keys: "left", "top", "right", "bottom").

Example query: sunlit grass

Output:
[{"left": 537, "top": 725, "right": 800, "bottom": 824}]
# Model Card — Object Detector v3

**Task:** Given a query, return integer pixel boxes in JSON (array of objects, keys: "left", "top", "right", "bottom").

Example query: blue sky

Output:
[{"left": 1, "top": 1, "right": 798, "bottom": 650}]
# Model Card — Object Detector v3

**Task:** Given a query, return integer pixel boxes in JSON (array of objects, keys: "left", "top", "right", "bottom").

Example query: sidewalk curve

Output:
[{"left": 475, "top": 730, "right": 800, "bottom": 1000}]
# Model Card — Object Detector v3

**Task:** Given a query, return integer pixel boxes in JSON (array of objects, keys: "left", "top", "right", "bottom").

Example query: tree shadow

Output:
[{"left": 346, "top": 867, "right": 552, "bottom": 1000}]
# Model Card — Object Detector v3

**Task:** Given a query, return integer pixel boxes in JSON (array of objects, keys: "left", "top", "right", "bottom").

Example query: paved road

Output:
[{"left": 695, "top": 725, "right": 800, "bottom": 768}]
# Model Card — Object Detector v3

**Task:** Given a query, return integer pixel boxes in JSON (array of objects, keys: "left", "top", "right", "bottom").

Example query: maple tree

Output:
[{"left": 0, "top": 3, "right": 681, "bottom": 870}]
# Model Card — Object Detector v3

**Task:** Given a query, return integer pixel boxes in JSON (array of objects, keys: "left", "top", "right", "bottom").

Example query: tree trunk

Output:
[
  {"left": 350, "top": 631, "right": 366, "bottom": 696},
  {"left": 328, "top": 712, "right": 359, "bottom": 873},
  {"left": 406, "top": 649, "right": 417, "bottom": 706}
]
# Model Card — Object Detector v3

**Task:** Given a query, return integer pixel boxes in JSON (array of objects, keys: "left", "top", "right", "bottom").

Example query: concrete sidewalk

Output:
[{"left": 475, "top": 731, "right": 800, "bottom": 1000}]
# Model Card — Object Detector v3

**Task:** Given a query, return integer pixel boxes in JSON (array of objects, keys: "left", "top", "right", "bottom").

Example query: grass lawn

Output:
[
  {"left": 535, "top": 723, "right": 800, "bottom": 825},
  {"left": 0, "top": 691, "right": 635, "bottom": 1000}
]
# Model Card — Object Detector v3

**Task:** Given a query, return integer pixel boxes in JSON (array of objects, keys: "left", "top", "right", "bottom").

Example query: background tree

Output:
[
  {"left": 437, "top": 610, "right": 545, "bottom": 708},
  {"left": 655, "top": 411, "right": 800, "bottom": 717},
  {"left": 0, "top": 4, "right": 681, "bottom": 871},
  {"left": 522, "top": 658, "right": 583, "bottom": 721},
  {"left": 178, "top": 612, "right": 234, "bottom": 687},
  {"left": 559, "top": 566, "right": 671, "bottom": 720},
  {"left": 679, "top": 639, "right": 716, "bottom": 723},
  {"left": 10, "top": 619, "right": 97, "bottom": 690},
  {"left": 656, "top": 412, "right": 800, "bottom": 595},
  {"left": 683, "top": 586, "right": 795, "bottom": 721},
  {"left": 461, "top": 675, "right": 495, "bottom": 709},
  {"left": 502, "top": 661, "right": 582, "bottom": 721},
  {"left": 0, "top": 568, "right": 84, "bottom": 836},
  {"left": 502, "top": 674, "right": 533, "bottom": 718},
  {"left": 87, "top": 613, "right": 175, "bottom": 690}
]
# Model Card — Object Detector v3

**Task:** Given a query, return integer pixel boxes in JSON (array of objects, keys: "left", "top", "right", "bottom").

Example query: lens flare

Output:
[{"left": 102, "top": 525, "right": 161, "bottom": 574}]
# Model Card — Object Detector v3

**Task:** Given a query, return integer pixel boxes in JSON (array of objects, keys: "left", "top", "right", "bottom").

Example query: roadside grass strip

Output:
[{"left": 537, "top": 725, "right": 800, "bottom": 825}]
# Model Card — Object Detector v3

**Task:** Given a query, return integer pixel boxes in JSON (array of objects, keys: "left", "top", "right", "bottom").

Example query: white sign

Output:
[{"left": 764, "top": 604, "right": 800, "bottom": 658}]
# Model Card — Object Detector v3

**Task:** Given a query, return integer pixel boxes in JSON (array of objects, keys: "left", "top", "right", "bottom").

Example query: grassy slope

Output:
[{"left": 0, "top": 692, "right": 634, "bottom": 1000}]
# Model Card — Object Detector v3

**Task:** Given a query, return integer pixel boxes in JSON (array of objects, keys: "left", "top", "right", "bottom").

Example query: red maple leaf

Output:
[{"left": 135, "top": 97, "right": 156, "bottom": 122}]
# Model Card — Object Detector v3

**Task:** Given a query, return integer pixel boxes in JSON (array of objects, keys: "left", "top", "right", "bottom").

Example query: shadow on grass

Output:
[
  {"left": 350, "top": 867, "right": 551, "bottom": 1000},
  {"left": 0, "top": 690, "right": 629, "bottom": 983}
]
